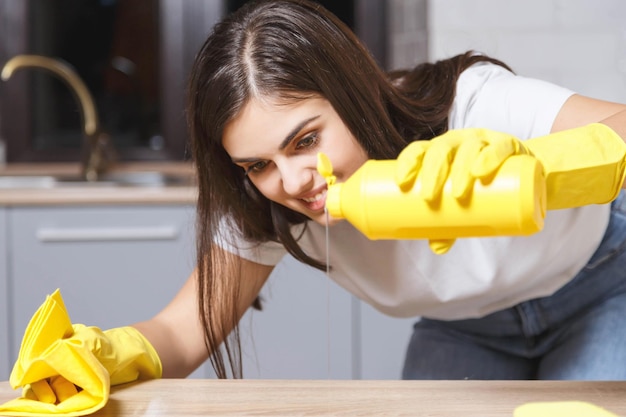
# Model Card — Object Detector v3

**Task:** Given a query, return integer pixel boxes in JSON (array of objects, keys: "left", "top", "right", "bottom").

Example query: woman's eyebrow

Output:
[
  {"left": 278, "top": 115, "right": 320, "bottom": 150},
  {"left": 230, "top": 115, "right": 321, "bottom": 164}
]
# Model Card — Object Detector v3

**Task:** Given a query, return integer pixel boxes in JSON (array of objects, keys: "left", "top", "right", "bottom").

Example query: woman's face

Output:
[{"left": 222, "top": 95, "right": 368, "bottom": 226}]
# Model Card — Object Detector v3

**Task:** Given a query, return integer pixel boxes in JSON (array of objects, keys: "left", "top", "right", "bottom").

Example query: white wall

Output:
[{"left": 389, "top": 0, "right": 626, "bottom": 103}]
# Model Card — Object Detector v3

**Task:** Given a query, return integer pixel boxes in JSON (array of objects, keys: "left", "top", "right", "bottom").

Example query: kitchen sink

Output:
[
  {"left": 0, "top": 175, "right": 57, "bottom": 189},
  {"left": 0, "top": 171, "right": 194, "bottom": 189}
]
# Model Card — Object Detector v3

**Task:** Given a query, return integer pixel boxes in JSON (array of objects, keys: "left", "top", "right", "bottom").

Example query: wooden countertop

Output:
[
  {"left": 0, "top": 162, "right": 197, "bottom": 206},
  {"left": 2, "top": 379, "right": 626, "bottom": 416}
]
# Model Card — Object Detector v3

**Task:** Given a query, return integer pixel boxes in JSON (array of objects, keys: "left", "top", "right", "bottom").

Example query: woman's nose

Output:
[{"left": 276, "top": 158, "right": 314, "bottom": 195}]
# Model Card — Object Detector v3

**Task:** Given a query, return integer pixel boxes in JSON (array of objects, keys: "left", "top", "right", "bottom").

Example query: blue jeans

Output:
[{"left": 402, "top": 192, "right": 626, "bottom": 380}]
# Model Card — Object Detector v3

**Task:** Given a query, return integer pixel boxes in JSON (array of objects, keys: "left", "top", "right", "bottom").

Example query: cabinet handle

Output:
[{"left": 36, "top": 226, "right": 179, "bottom": 242}]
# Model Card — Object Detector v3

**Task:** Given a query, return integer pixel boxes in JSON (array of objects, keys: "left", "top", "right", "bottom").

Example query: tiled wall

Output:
[
  {"left": 388, "top": 0, "right": 626, "bottom": 102},
  {"left": 387, "top": 0, "right": 428, "bottom": 72}
]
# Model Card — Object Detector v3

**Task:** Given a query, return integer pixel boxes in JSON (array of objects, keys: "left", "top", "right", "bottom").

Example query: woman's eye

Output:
[
  {"left": 246, "top": 160, "right": 269, "bottom": 174},
  {"left": 295, "top": 133, "right": 319, "bottom": 150}
]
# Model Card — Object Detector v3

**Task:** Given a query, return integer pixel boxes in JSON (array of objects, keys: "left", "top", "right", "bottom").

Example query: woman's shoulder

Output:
[
  {"left": 457, "top": 61, "right": 514, "bottom": 89},
  {"left": 213, "top": 215, "right": 288, "bottom": 266},
  {"left": 450, "top": 61, "right": 575, "bottom": 138}
]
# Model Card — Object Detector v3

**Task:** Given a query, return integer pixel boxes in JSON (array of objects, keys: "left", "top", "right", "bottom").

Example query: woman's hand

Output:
[
  {"left": 395, "top": 128, "right": 531, "bottom": 254},
  {"left": 396, "top": 128, "right": 531, "bottom": 201}
]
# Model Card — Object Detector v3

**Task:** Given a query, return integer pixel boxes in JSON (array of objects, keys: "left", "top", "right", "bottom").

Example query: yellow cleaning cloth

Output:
[
  {"left": 0, "top": 289, "right": 110, "bottom": 417},
  {"left": 514, "top": 401, "right": 619, "bottom": 416}
]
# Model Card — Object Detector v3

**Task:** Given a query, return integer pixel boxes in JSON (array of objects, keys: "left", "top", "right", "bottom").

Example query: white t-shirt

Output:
[{"left": 218, "top": 63, "right": 611, "bottom": 320}]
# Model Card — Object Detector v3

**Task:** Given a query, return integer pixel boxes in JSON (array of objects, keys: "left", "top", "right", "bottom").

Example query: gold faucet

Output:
[{"left": 1, "top": 55, "right": 116, "bottom": 181}]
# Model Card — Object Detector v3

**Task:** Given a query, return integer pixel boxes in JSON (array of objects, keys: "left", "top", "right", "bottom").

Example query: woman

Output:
[
  {"left": 9, "top": 0, "right": 626, "bottom": 392},
  {"left": 137, "top": 0, "right": 626, "bottom": 380}
]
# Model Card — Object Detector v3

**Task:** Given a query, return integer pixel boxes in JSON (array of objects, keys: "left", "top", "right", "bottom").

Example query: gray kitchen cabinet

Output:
[
  {"left": 238, "top": 254, "right": 413, "bottom": 380},
  {"left": 4, "top": 205, "right": 209, "bottom": 380},
  {"left": 358, "top": 302, "right": 416, "bottom": 380},
  {"left": 8, "top": 205, "right": 196, "bottom": 329},
  {"left": 0, "top": 208, "right": 9, "bottom": 380},
  {"left": 238, "top": 255, "right": 354, "bottom": 379}
]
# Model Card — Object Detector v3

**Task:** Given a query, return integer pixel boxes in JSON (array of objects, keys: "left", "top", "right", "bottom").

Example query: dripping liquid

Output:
[{"left": 325, "top": 206, "right": 331, "bottom": 378}]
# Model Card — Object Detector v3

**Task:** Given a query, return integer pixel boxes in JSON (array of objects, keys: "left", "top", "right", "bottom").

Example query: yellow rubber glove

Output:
[
  {"left": 396, "top": 124, "right": 626, "bottom": 254},
  {"left": 0, "top": 289, "right": 162, "bottom": 417},
  {"left": 524, "top": 123, "right": 626, "bottom": 210}
]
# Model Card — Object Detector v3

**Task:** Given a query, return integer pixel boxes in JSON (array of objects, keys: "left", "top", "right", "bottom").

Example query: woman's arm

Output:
[
  {"left": 132, "top": 249, "right": 274, "bottom": 378},
  {"left": 552, "top": 94, "right": 626, "bottom": 137}
]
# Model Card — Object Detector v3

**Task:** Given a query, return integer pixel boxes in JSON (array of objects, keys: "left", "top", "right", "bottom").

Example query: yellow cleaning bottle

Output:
[{"left": 318, "top": 153, "right": 546, "bottom": 240}]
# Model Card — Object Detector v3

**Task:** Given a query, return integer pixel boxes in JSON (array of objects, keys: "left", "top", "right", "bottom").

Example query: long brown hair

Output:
[{"left": 186, "top": 0, "right": 512, "bottom": 378}]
